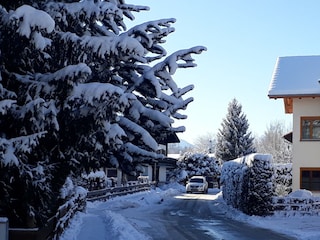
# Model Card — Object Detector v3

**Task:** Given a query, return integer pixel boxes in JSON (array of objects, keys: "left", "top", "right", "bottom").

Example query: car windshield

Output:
[{"left": 190, "top": 178, "right": 203, "bottom": 183}]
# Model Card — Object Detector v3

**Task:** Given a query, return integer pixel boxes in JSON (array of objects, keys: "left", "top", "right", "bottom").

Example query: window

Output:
[
  {"left": 301, "top": 168, "right": 320, "bottom": 191},
  {"left": 301, "top": 117, "right": 320, "bottom": 140}
]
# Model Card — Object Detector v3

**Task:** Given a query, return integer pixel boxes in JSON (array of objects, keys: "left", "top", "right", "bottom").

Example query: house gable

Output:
[{"left": 268, "top": 55, "right": 320, "bottom": 113}]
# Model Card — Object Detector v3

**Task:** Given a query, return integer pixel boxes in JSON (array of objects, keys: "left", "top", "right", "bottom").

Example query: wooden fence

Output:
[
  {"left": 87, "top": 182, "right": 151, "bottom": 202},
  {"left": 273, "top": 196, "right": 320, "bottom": 216}
]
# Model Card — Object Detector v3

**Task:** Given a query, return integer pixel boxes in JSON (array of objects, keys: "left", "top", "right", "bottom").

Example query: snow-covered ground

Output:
[{"left": 60, "top": 183, "right": 320, "bottom": 240}]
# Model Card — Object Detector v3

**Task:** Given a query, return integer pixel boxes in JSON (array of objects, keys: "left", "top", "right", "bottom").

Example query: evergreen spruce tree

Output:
[
  {"left": 0, "top": 1, "right": 205, "bottom": 227},
  {"left": 215, "top": 98, "right": 255, "bottom": 161}
]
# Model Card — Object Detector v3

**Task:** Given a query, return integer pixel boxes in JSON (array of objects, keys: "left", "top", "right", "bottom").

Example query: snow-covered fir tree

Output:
[
  {"left": 0, "top": 0, "right": 205, "bottom": 227},
  {"left": 215, "top": 98, "right": 255, "bottom": 161}
]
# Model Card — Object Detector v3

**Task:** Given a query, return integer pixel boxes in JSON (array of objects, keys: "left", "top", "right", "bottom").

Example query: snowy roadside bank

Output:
[{"left": 60, "top": 183, "right": 320, "bottom": 240}]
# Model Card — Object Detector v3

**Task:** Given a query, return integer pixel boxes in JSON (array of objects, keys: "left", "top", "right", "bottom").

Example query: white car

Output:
[{"left": 186, "top": 176, "right": 208, "bottom": 194}]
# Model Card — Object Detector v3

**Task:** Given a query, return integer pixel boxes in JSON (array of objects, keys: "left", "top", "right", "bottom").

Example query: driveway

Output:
[{"left": 119, "top": 191, "right": 297, "bottom": 240}]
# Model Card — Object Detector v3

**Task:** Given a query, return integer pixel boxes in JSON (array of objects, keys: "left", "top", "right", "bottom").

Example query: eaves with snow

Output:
[{"left": 268, "top": 55, "right": 320, "bottom": 113}]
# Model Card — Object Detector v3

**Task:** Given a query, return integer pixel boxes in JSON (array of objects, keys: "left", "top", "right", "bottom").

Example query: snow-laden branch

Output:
[
  {"left": 127, "top": 100, "right": 173, "bottom": 127},
  {"left": 119, "top": 117, "right": 158, "bottom": 150},
  {"left": 132, "top": 46, "right": 206, "bottom": 98},
  {"left": 124, "top": 142, "right": 158, "bottom": 159},
  {"left": 103, "top": 121, "right": 125, "bottom": 147},
  {"left": 174, "top": 85, "right": 194, "bottom": 98},
  {"left": 80, "top": 34, "right": 146, "bottom": 61},
  {"left": 120, "top": 3, "right": 149, "bottom": 21},
  {"left": 38, "top": 63, "right": 92, "bottom": 83},
  {"left": 9, "top": 5, "right": 55, "bottom": 38},
  {"left": 0, "top": 132, "right": 46, "bottom": 166},
  {"left": 68, "top": 82, "right": 134, "bottom": 108},
  {"left": 0, "top": 99, "right": 16, "bottom": 115},
  {"left": 153, "top": 46, "right": 206, "bottom": 92},
  {"left": 126, "top": 19, "right": 175, "bottom": 61},
  {"left": 46, "top": 0, "right": 148, "bottom": 35},
  {"left": 0, "top": 84, "right": 17, "bottom": 99}
]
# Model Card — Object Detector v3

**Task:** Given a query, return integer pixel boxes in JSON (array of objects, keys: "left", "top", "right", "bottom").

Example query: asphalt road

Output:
[{"left": 127, "top": 192, "right": 297, "bottom": 240}]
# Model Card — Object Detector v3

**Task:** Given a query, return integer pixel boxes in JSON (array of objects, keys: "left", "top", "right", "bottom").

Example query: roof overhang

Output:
[
  {"left": 268, "top": 56, "right": 320, "bottom": 113},
  {"left": 157, "top": 157, "right": 177, "bottom": 167},
  {"left": 156, "top": 131, "right": 180, "bottom": 145},
  {"left": 283, "top": 131, "right": 293, "bottom": 143},
  {"left": 268, "top": 95, "right": 320, "bottom": 114}
]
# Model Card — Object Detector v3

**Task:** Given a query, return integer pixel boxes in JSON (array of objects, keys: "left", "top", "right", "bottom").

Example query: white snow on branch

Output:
[
  {"left": 47, "top": 0, "right": 131, "bottom": 34},
  {"left": 119, "top": 117, "right": 158, "bottom": 150},
  {"left": 35, "top": 63, "right": 92, "bottom": 83},
  {"left": 0, "top": 132, "right": 47, "bottom": 166},
  {"left": 128, "top": 100, "right": 173, "bottom": 127},
  {"left": 80, "top": 34, "right": 145, "bottom": 61},
  {"left": 0, "top": 100, "right": 16, "bottom": 114},
  {"left": 10, "top": 5, "right": 55, "bottom": 38},
  {"left": 69, "top": 82, "right": 132, "bottom": 107},
  {"left": 0, "top": 138, "right": 19, "bottom": 166},
  {"left": 103, "top": 121, "right": 126, "bottom": 146},
  {"left": 171, "top": 126, "right": 185, "bottom": 132},
  {"left": 31, "top": 31, "right": 52, "bottom": 51},
  {"left": 126, "top": 18, "right": 175, "bottom": 50},
  {"left": 124, "top": 142, "right": 158, "bottom": 159},
  {"left": 135, "top": 46, "right": 206, "bottom": 98}
]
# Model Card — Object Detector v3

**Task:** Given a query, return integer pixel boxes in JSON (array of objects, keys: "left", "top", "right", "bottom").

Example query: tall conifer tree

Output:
[
  {"left": 215, "top": 98, "right": 255, "bottom": 161},
  {"left": 0, "top": 0, "right": 205, "bottom": 227}
]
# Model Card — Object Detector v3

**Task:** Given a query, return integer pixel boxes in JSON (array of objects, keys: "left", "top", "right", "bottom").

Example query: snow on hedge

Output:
[
  {"left": 221, "top": 153, "right": 274, "bottom": 216},
  {"left": 273, "top": 163, "right": 292, "bottom": 197}
]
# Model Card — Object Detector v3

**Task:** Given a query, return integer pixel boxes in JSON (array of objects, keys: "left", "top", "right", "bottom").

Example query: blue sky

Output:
[{"left": 129, "top": 0, "right": 320, "bottom": 144}]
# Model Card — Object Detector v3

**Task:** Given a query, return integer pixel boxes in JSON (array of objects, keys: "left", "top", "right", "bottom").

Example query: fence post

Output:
[{"left": 0, "top": 217, "right": 9, "bottom": 240}]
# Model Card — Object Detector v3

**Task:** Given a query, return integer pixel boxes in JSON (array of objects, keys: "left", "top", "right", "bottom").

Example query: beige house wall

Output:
[{"left": 292, "top": 98, "right": 320, "bottom": 191}]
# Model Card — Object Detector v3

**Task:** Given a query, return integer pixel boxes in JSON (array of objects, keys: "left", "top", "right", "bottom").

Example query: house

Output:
[
  {"left": 140, "top": 131, "right": 180, "bottom": 185},
  {"left": 102, "top": 132, "right": 180, "bottom": 187},
  {"left": 268, "top": 55, "right": 320, "bottom": 192}
]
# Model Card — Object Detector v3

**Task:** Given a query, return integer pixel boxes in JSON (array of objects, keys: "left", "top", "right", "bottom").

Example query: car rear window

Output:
[{"left": 190, "top": 178, "right": 203, "bottom": 183}]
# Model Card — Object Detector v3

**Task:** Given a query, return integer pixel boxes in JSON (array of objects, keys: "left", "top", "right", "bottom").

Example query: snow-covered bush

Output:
[
  {"left": 81, "top": 170, "right": 113, "bottom": 190},
  {"left": 55, "top": 177, "right": 87, "bottom": 239},
  {"left": 170, "top": 152, "right": 221, "bottom": 183},
  {"left": 221, "top": 153, "right": 274, "bottom": 216},
  {"left": 273, "top": 163, "right": 292, "bottom": 197}
]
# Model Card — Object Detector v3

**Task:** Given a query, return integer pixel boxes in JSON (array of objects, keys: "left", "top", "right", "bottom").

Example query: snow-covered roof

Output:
[{"left": 268, "top": 55, "right": 320, "bottom": 98}]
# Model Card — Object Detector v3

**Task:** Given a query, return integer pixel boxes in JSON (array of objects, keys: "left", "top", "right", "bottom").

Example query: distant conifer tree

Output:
[{"left": 215, "top": 98, "right": 255, "bottom": 161}]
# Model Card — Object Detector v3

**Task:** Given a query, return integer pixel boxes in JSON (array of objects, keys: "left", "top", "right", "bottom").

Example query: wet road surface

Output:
[{"left": 124, "top": 192, "right": 297, "bottom": 240}]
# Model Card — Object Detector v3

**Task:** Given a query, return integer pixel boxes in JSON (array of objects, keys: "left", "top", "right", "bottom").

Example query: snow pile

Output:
[
  {"left": 55, "top": 178, "right": 87, "bottom": 239},
  {"left": 103, "top": 210, "right": 150, "bottom": 240},
  {"left": 288, "top": 189, "right": 313, "bottom": 198},
  {"left": 59, "top": 182, "right": 320, "bottom": 240},
  {"left": 60, "top": 184, "right": 183, "bottom": 240},
  {"left": 81, "top": 170, "right": 114, "bottom": 190},
  {"left": 221, "top": 153, "right": 274, "bottom": 216}
]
